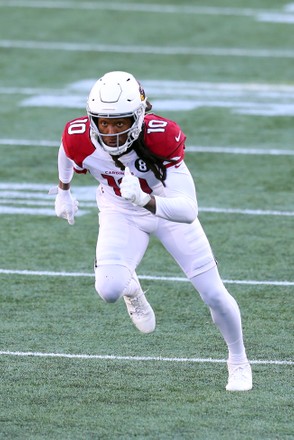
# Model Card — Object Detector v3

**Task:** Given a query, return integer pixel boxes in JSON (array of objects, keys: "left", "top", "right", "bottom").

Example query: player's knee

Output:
[
  {"left": 94, "top": 264, "right": 131, "bottom": 303},
  {"left": 191, "top": 269, "right": 231, "bottom": 310},
  {"left": 200, "top": 286, "right": 232, "bottom": 312},
  {"left": 203, "top": 289, "right": 224, "bottom": 309},
  {"left": 95, "top": 274, "right": 123, "bottom": 303}
]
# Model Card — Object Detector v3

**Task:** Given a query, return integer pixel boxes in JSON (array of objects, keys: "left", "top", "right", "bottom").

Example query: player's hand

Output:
[
  {"left": 52, "top": 187, "right": 79, "bottom": 225},
  {"left": 120, "top": 167, "right": 151, "bottom": 207}
]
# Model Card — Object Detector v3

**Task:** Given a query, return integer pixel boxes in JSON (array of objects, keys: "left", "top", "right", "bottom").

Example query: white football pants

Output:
[{"left": 94, "top": 208, "right": 247, "bottom": 360}]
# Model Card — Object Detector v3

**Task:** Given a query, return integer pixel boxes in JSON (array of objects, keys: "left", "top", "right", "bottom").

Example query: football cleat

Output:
[
  {"left": 226, "top": 362, "right": 252, "bottom": 391},
  {"left": 124, "top": 293, "right": 156, "bottom": 334}
]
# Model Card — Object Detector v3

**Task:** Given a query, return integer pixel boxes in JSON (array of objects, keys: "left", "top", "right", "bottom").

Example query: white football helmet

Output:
[{"left": 86, "top": 71, "right": 147, "bottom": 155}]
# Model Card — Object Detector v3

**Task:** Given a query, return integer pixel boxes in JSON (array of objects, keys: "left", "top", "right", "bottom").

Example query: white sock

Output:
[
  {"left": 191, "top": 267, "right": 249, "bottom": 363},
  {"left": 227, "top": 339, "right": 248, "bottom": 364},
  {"left": 124, "top": 272, "right": 143, "bottom": 298}
]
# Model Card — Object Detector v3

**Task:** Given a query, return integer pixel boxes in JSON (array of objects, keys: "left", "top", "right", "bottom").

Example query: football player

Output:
[{"left": 53, "top": 71, "right": 252, "bottom": 391}]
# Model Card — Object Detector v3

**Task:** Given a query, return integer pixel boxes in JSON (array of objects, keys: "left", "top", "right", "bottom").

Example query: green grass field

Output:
[{"left": 0, "top": 1, "right": 293, "bottom": 438}]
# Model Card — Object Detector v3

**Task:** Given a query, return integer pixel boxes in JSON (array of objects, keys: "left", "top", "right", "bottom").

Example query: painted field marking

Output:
[
  {"left": 0, "top": 1, "right": 282, "bottom": 15},
  {"left": 0, "top": 138, "right": 58, "bottom": 147},
  {"left": 12, "top": 80, "right": 294, "bottom": 116},
  {"left": 1, "top": 40, "right": 294, "bottom": 59},
  {"left": 0, "top": 139, "right": 294, "bottom": 156},
  {"left": 0, "top": 183, "right": 293, "bottom": 217},
  {"left": 186, "top": 146, "right": 294, "bottom": 155},
  {"left": 1, "top": 205, "right": 292, "bottom": 217},
  {"left": 2, "top": 80, "right": 294, "bottom": 116},
  {"left": 0, "top": 350, "right": 292, "bottom": 365},
  {"left": 0, "top": 268, "right": 294, "bottom": 287},
  {"left": 0, "top": 0, "right": 294, "bottom": 23}
]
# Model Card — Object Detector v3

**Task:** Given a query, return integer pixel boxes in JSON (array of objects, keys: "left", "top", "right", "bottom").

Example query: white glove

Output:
[
  {"left": 120, "top": 167, "right": 151, "bottom": 207},
  {"left": 50, "top": 186, "right": 79, "bottom": 225}
]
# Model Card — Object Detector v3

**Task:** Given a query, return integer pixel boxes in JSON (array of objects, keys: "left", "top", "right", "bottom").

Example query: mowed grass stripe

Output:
[{"left": 0, "top": 350, "right": 293, "bottom": 365}]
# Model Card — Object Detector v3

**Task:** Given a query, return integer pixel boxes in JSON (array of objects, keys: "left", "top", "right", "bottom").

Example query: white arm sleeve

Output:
[
  {"left": 58, "top": 142, "right": 74, "bottom": 184},
  {"left": 154, "top": 162, "right": 198, "bottom": 223}
]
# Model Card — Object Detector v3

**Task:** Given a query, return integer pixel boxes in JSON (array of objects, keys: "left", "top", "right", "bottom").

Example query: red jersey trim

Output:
[
  {"left": 143, "top": 113, "right": 186, "bottom": 168},
  {"left": 62, "top": 116, "right": 95, "bottom": 169}
]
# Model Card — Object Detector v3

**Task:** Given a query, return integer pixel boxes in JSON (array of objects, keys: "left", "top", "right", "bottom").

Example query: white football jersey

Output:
[{"left": 59, "top": 113, "right": 198, "bottom": 220}]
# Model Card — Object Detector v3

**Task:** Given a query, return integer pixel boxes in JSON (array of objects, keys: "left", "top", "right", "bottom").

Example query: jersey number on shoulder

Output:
[
  {"left": 67, "top": 118, "right": 88, "bottom": 135},
  {"left": 147, "top": 119, "right": 168, "bottom": 133},
  {"left": 101, "top": 174, "right": 152, "bottom": 197},
  {"left": 67, "top": 118, "right": 157, "bottom": 197}
]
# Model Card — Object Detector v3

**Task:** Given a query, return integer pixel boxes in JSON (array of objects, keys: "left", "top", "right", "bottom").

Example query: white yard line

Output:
[
  {"left": 0, "top": 350, "right": 292, "bottom": 365},
  {"left": 0, "top": 182, "right": 293, "bottom": 217},
  {"left": 0, "top": 268, "right": 293, "bottom": 287},
  {"left": 1, "top": 40, "right": 294, "bottom": 58},
  {"left": 0, "top": 206, "right": 293, "bottom": 217},
  {"left": 1, "top": 139, "right": 294, "bottom": 156},
  {"left": 3, "top": 1, "right": 293, "bottom": 24},
  {"left": 186, "top": 146, "right": 294, "bottom": 156},
  {"left": 0, "top": 1, "right": 282, "bottom": 16},
  {"left": 2, "top": 81, "right": 294, "bottom": 116},
  {"left": 2, "top": 82, "right": 294, "bottom": 95},
  {"left": 0, "top": 138, "right": 57, "bottom": 147},
  {"left": 0, "top": 197, "right": 293, "bottom": 217},
  {"left": 199, "top": 207, "right": 294, "bottom": 217},
  {"left": 1, "top": 1, "right": 294, "bottom": 24}
]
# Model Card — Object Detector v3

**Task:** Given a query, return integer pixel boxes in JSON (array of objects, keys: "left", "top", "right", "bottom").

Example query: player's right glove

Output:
[
  {"left": 51, "top": 187, "right": 79, "bottom": 225},
  {"left": 120, "top": 167, "right": 151, "bottom": 207}
]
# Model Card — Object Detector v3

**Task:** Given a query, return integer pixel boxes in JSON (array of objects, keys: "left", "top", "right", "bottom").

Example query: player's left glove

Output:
[{"left": 120, "top": 167, "right": 151, "bottom": 207}]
